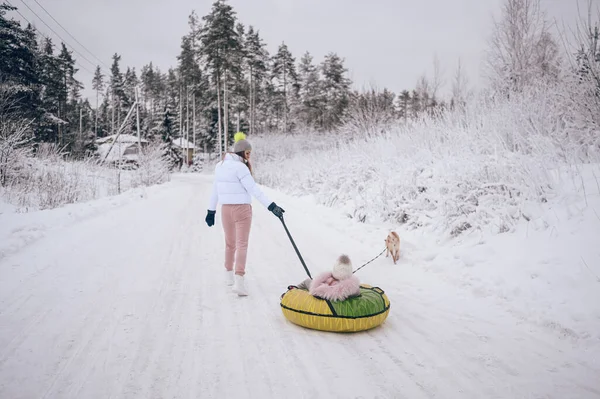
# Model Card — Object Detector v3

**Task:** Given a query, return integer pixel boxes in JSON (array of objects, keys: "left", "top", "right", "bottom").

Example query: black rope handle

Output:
[
  {"left": 353, "top": 248, "right": 387, "bottom": 274},
  {"left": 278, "top": 215, "right": 313, "bottom": 279},
  {"left": 278, "top": 214, "right": 386, "bottom": 278}
]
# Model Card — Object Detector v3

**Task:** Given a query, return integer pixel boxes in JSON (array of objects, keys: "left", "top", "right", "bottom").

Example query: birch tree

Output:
[{"left": 485, "top": 0, "right": 561, "bottom": 93}]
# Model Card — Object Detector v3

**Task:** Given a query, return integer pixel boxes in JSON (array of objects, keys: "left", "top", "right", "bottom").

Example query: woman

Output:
[{"left": 205, "top": 133, "right": 285, "bottom": 296}]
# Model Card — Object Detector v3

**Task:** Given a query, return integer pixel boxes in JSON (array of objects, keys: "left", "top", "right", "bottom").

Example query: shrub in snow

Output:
[
  {"left": 3, "top": 143, "right": 112, "bottom": 210},
  {"left": 252, "top": 82, "right": 596, "bottom": 238},
  {"left": 0, "top": 119, "right": 31, "bottom": 187},
  {"left": 130, "top": 141, "right": 171, "bottom": 188},
  {"left": 1, "top": 139, "right": 173, "bottom": 211},
  {"left": 341, "top": 87, "right": 397, "bottom": 140}
]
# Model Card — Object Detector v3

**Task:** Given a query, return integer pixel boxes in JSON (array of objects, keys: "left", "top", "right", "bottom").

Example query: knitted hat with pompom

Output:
[
  {"left": 332, "top": 255, "right": 353, "bottom": 280},
  {"left": 233, "top": 132, "right": 252, "bottom": 153}
]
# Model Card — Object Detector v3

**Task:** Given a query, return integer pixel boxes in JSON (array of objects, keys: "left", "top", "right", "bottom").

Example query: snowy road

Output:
[{"left": 1, "top": 174, "right": 599, "bottom": 399}]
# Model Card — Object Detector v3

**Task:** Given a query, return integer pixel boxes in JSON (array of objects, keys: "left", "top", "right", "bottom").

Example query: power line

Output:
[
  {"left": 4, "top": 0, "right": 94, "bottom": 75},
  {"left": 14, "top": 0, "right": 100, "bottom": 74},
  {"left": 30, "top": 0, "right": 111, "bottom": 71}
]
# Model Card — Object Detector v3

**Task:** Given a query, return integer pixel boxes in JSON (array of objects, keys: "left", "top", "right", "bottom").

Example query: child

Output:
[{"left": 309, "top": 255, "right": 361, "bottom": 302}]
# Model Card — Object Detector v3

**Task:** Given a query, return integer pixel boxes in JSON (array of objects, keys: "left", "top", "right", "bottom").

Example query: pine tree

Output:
[
  {"left": 410, "top": 90, "right": 421, "bottom": 118},
  {"left": 320, "top": 52, "right": 351, "bottom": 130},
  {"left": 200, "top": 0, "right": 242, "bottom": 154},
  {"left": 0, "top": 5, "right": 38, "bottom": 86},
  {"left": 165, "top": 68, "right": 181, "bottom": 136},
  {"left": 141, "top": 62, "right": 166, "bottom": 131},
  {"left": 110, "top": 53, "right": 125, "bottom": 134},
  {"left": 38, "top": 38, "right": 63, "bottom": 142},
  {"left": 245, "top": 26, "right": 269, "bottom": 134},
  {"left": 380, "top": 88, "right": 396, "bottom": 117},
  {"left": 397, "top": 90, "right": 411, "bottom": 122},
  {"left": 56, "top": 43, "right": 79, "bottom": 146},
  {"left": 91, "top": 66, "right": 104, "bottom": 138},
  {"left": 271, "top": 42, "right": 298, "bottom": 132},
  {"left": 98, "top": 87, "right": 111, "bottom": 138},
  {"left": 0, "top": 5, "right": 41, "bottom": 120},
  {"left": 70, "top": 98, "right": 95, "bottom": 158},
  {"left": 124, "top": 67, "right": 139, "bottom": 109},
  {"left": 178, "top": 35, "right": 202, "bottom": 88},
  {"left": 261, "top": 77, "right": 277, "bottom": 131},
  {"left": 161, "top": 106, "right": 174, "bottom": 142},
  {"left": 158, "top": 105, "right": 182, "bottom": 170},
  {"left": 230, "top": 22, "right": 247, "bottom": 133},
  {"left": 297, "top": 51, "right": 323, "bottom": 129},
  {"left": 177, "top": 31, "right": 205, "bottom": 151},
  {"left": 22, "top": 23, "right": 43, "bottom": 116},
  {"left": 188, "top": 10, "right": 201, "bottom": 53}
]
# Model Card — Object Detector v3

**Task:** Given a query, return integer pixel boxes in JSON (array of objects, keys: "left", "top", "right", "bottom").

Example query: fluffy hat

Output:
[
  {"left": 332, "top": 254, "right": 353, "bottom": 280},
  {"left": 233, "top": 132, "right": 252, "bottom": 153}
]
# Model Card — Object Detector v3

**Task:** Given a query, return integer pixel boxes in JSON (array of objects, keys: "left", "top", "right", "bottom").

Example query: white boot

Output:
[
  {"left": 225, "top": 270, "right": 234, "bottom": 286},
  {"left": 232, "top": 274, "right": 248, "bottom": 296}
]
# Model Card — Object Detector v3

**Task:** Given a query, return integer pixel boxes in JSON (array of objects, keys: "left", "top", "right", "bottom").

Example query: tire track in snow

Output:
[
  {"left": 147, "top": 206, "right": 201, "bottom": 399},
  {"left": 75, "top": 215, "right": 195, "bottom": 399},
  {"left": 244, "top": 217, "right": 327, "bottom": 398},
  {"left": 0, "top": 180, "right": 198, "bottom": 398},
  {"left": 69, "top": 189, "right": 194, "bottom": 398},
  {"left": 109, "top": 184, "right": 199, "bottom": 399},
  {"left": 48, "top": 185, "right": 195, "bottom": 398}
]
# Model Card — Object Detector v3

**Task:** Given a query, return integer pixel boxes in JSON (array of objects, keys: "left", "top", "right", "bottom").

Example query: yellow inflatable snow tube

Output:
[{"left": 280, "top": 284, "right": 390, "bottom": 333}]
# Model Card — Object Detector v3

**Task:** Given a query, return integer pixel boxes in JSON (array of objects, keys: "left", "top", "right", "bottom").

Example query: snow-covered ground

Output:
[{"left": 0, "top": 173, "right": 599, "bottom": 398}]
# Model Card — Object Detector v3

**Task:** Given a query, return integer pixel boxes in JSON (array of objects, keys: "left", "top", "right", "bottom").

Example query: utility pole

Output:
[
  {"left": 95, "top": 87, "right": 99, "bottom": 139},
  {"left": 135, "top": 86, "right": 142, "bottom": 153},
  {"left": 111, "top": 90, "right": 115, "bottom": 135},
  {"left": 224, "top": 70, "right": 228, "bottom": 152},
  {"left": 217, "top": 75, "right": 222, "bottom": 158},
  {"left": 192, "top": 92, "right": 196, "bottom": 162},
  {"left": 102, "top": 100, "right": 138, "bottom": 163},
  {"left": 186, "top": 85, "right": 190, "bottom": 166},
  {"left": 79, "top": 106, "right": 83, "bottom": 155},
  {"left": 179, "top": 85, "right": 183, "bottom": 151},
  {"left": 236, "top": 99, "right": 240, "bottom": 133}
]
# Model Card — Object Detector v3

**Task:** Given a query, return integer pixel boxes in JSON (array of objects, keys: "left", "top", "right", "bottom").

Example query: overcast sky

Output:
[{"left": 7, "top": 0, "right": 591, "bottom": 103}]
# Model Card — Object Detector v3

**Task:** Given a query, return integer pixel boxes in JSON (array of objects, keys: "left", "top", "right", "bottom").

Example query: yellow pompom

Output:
[{"left": 234, "top": 132, "right": 246, "bottom": 143}]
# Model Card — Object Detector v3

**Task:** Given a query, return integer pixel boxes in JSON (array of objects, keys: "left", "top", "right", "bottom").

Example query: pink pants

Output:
[{"left": 221, "top": 204, "right": 253, "bottom": 276}]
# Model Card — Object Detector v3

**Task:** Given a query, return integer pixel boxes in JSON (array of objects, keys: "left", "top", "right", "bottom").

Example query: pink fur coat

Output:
[{"left": 309, "top": 271, "right": 361, "bottom": 302}]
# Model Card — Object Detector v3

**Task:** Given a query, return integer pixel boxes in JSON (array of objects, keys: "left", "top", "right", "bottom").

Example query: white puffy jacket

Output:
[{"left": 208, "top": 153, "right": 272, "bottom": 211}]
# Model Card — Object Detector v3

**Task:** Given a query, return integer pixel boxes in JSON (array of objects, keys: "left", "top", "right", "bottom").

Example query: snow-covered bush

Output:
[
  {"left": 252, "top": 81, "right": 597, "bottom": 238},
  {"left": 0, "top": 119, "right": 31, "bottom": 187},
  {"left": 3, "top": 143, "right": 115, "bottom": 210},
  {"left": 561, "top": 3, "right": 600, "bottom": 158},
  {"left": 1, "top": 139, "right": 173, "bottom": 211},
  {"left": 130, "top": 141, "right": 171, "bottom": 187}
]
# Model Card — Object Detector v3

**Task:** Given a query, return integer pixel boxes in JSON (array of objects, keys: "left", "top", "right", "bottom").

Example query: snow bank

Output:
[
  {"left": 0, "top": 179, "right": 170, "bottom": 261},
  {"left": 258, "top": 168, "right": 600, "bottom": 347}
]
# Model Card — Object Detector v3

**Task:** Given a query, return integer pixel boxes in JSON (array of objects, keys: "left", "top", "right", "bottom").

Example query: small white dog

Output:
[{"left": 385, "top": 231, "right": 401, "bottom": 264}]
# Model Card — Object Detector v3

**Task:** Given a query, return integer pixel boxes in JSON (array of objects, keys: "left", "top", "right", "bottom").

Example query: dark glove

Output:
[
  {"left": 268, "top": 202, "right": 285, "bottom": 218},
  {"left": 205, "top": 210, "right": 216, "bottom": 227}
]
